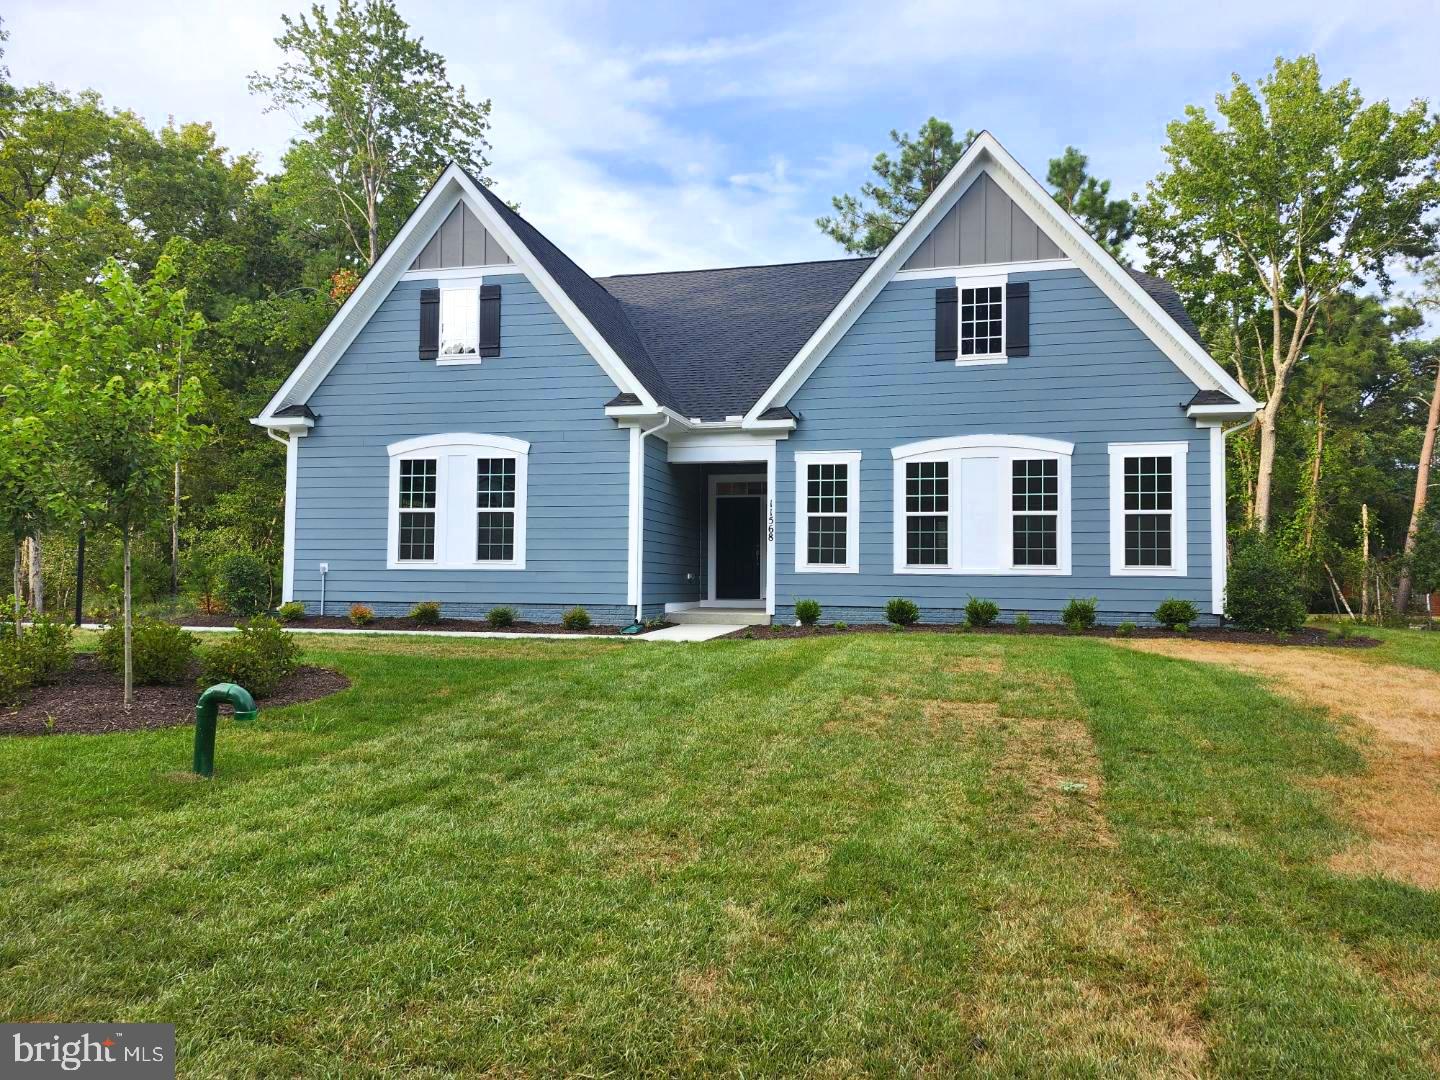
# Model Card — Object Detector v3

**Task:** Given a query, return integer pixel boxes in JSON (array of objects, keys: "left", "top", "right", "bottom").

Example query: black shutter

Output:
[
  {"left": 935, "top": 286, "right": 958, "bottom": 361},
  {"left": 1005, "top": 281, "right": 1030, "bottom": 357},
  {"left": 418, "top": 287, "right": 440, "bottom": 360},
  {"left": 479, "top": 284, "right": 502, "bottom": 357}
]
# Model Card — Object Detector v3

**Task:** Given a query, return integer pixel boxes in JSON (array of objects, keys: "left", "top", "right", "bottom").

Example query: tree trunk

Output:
[
  {"left": 12, "top": 543, "right": 21, "bottom": 639},
  {"left": 171, "top": 459, "right": 181, "bottom": 598},
  {"left": 28, "top": 534, "right": 43, "bottom": 614},
  {"left": 74, "top": 528, "right": 86, "bottom": 628},
  {"left": 122, "top": 533, "right": 134, "bottom": 709},
  {"left": 1254, "top": 396, "right": 1282, "bottom": 532},
  {"left": 1302, "top": 401, "right": 1325, "bottom": 550},
  {"left": 1361, "top": 503, "right": 1371, "bottom": 621},
  {"left": 1395, "top": 362, "right": 1440, "bottom": 615}
]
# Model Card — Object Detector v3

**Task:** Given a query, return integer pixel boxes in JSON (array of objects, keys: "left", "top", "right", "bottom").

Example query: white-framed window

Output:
[
  {"left": 387, "top": 433, "right": 529, "bottom": 570},
  {"left": 891, "top": 435, "right": 1072, "bottom": 575},
  {"left": 794, "top": 451, "right": 860, "bottom": 573},
  {"left": 959, "top": 277, "right": 1006, "bottom": 361},
  {"left": 438, "top": 285, "right": 479, "bottom": 361},
  {"left": 1108, "top": 441, "right": 1188, "bottom": 576}
]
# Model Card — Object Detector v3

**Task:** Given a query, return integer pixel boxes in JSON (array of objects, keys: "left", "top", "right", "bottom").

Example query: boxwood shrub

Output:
[
  {"left": 794, "top": 599, "right": 821, "bottom": 626},
  {"left": 562, "top": 606, "right": 591, "bottom": 630},
  {"left": 885, "top": 598, "right": 920, "bottom": 626},
  {"left": 1154, "top": 598, "right": 1199, "bottom": 631},
  {"left": 1061, "top": 597, "right": 1097, "bottom": 633},
  {"left": 965, "top": 597, "right": 1000, "bottom": 628},
  {"left": 487, "top": 606, "right": 517, "bottom": 629},
  {"left": 409, "top": 601, "right": 442, "bottom": 625}
]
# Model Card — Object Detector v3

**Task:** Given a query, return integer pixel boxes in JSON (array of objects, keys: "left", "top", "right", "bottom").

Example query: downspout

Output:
[{"left": 632, "top": 416, "right": 671, "bottom": 626}]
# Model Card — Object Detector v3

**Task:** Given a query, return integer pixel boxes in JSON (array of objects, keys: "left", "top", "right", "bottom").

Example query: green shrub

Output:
[
  {"left": 0, "top": 607, "right": 74, "bottom": 703},
  {"left": 1013, "top": 612, "right": 1031, "bottom": 632},
  {"left": 276, "top": 601, "right": 306, "bottom": 623},
  {"left": 216, "top": 553, "right": 269, "bottom": 617},
  {"left": 1335, "top": 620, "right": 1357, "bottom": 641},
  {"left": 97, "top": 617, "right": 197, "bottom": 686},
  {"left": 487, "top": 606, "right": 517, "bottom": 629},
  {"left": 409, "top": 601, "right": 442, "bottom": 625},
  {"left": 1226, "top": 534, "right": 1307, "bottom": 633},
  {"left": 1115, "top": 621, "right": 1137, "bottom": 638},
  {"left": 885, "top": 598, "right": 920, "bottom": 626},
  {"left": 794, "top": 599, "right": 822, "bottom": 627},
  {"left": 199, "top": 617, "right": 301, "bottom": 699},
  {"left": 965, "top": 596, "right": 1000, "bottom": 628},
  {"left": 348, "top": 603, "right": 374, "bottom": 627},
  {"left": 562, "top": 606, "right": 592, "bottom": 631},
  {"left": 1154, "top": 598, "right": 1199, "bottom": 631},
  {"left": 833, "top": 621, "right": 848, "bottom": 631},
  {"left": 1061, "top": 597, "right": 1097, "bottom": 633}
]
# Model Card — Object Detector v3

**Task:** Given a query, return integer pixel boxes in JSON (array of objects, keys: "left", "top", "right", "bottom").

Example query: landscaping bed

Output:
[
  {"left": 172, "top": 613, "right": 664, "bottom": 635},
  {"left": 0, "top": 655, "right": 350, "bottom": 736},
  {"left": 729, "top": 622, "right": 1382, "bottom": 647}
]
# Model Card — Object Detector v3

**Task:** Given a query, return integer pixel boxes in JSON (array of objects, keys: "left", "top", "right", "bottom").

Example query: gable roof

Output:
[
  {"left": 743, "top": 131, "right": 1259, "bottom": 423},
  {"left": 597, "top": 258, "right": 872, "bottom": 419},
  {"left": 257, "top": 137, "right": 1253, "bottom": 431}
]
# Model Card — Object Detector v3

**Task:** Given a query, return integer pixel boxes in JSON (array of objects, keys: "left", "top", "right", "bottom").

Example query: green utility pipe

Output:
[{"left": 192, "top": 683, "right": 258, "bottom": 778}]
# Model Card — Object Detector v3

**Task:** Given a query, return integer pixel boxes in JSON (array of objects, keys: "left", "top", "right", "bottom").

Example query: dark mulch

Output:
[
  {"left": 173, "top": 613, "right": 648, "bottom": 635},
  {"left": 725, "top": 622, "right": 1381, "bottom": 648},
  {"left": 0, "top": 655, "right": 351, "bottom": 737}
]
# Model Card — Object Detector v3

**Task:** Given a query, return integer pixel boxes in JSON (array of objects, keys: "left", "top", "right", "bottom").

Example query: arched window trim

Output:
[{"left": 386, "top": 433, "right": 529, "bottom": 571}]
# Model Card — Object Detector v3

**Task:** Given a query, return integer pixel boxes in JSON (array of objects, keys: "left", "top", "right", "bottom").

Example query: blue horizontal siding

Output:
[
  {"left": 294, "top": 273, "right": 629, "bottom": 617},
  {"left": 642, "top": 436, "right": 704, "bottom": 607},
  {"left": 776, "top": 268, "right": 1213, "bottom": 622}
]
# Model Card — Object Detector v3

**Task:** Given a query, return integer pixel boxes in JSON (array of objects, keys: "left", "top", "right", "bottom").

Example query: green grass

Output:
[{"left": 2, "top": 633, "right": 1438, "bottom": 1076}]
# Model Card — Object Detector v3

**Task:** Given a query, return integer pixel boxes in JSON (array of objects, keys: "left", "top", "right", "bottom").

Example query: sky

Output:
[{"left": 5, "top": 0, "right": 1439, "bottom": 283}]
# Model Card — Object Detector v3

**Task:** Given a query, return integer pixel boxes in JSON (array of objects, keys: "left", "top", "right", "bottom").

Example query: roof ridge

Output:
[{"left": 598, "top": 255, "right": 874, "bottom": 281}]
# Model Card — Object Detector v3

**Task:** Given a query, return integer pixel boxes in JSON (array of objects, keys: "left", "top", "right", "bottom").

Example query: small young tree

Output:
[{"left": 36, "top": 258, "right": 205, "bottom": 706}]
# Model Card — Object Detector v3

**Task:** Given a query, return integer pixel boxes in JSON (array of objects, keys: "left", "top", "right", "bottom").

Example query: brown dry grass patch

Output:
[{"left": 1114, "top": 639, "right": 1440, "bottom": 890}]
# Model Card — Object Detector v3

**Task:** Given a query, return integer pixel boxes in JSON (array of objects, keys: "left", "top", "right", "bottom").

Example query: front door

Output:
[{"left": 714, "top": 495, "right": 764, "bottom": 600}]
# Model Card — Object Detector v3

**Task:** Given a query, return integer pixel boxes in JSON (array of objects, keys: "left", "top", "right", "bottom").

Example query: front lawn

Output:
[{"left": 2, "top": 633, "right": 1437, "bottom": 1075}]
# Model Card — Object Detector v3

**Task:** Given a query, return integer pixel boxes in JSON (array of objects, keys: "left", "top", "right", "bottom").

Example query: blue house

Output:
[{"left": 254, "top": 132, "right": 1258, "bottom": 627}]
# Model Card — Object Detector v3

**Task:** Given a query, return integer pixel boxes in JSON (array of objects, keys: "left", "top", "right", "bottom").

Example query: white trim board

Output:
[
  {"left": 743, "top": 131, "right": 1259, "bottom": 425},
  {"left": 254, "top": 165, "right": 657, "bottom": 425}
]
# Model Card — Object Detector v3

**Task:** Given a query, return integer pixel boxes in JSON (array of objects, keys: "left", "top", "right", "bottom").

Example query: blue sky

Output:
[{"left": 7, "top": 0, "right": 1438, "bottom": 280}]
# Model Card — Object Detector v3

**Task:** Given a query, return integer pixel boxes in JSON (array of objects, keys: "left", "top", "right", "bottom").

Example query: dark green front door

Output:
[{"left": 715, "top": 496, "right": 763, "bottom": 600}]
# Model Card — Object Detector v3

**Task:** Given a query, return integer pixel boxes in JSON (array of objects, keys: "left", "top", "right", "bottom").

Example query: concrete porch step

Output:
[{"left": 667, "top": 607, "right": 771, "bottom": 626}]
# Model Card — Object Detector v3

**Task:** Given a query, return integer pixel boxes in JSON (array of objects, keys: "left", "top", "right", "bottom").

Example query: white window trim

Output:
[
  {"left": 794, "top": 450, "right": 861, "bottom": 574},
  {"left": 1108, "top": 441, "right": 1188, "bottom": 577},
  {"left": 955, "top": 274, "right": 1008, "bottom": 366},
  {"left": 386, "top": 433, "right": 529, "bottom": 570},
  {"left": 890, "top": 435, "right": 1072, "bottom": 575},
  {"left": 436, "top": 278, "right": 484, "bottom": 366}
]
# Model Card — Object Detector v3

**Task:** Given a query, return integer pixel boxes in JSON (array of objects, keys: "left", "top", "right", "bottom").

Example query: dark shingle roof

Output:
[
  {"left": 470, "top": 180, "right": 675, "bottom": 408},
  {"left": 1186, "top": 389, "right": 1240, "bottom": 408},
  {"left": 597, "top": 259, "right": 872, "bottom": 420},
  {"left": 273, "top": 403, "right": 316, "bottom": 419},
  {"left": 1125, "top": 267, "right": 1205, "bottom": 346}
]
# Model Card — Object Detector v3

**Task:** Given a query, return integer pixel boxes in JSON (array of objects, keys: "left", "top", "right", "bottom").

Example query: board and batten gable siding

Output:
[
  {"left": 902, "top": 173, "right": 1063, "bottom": 271},
  {"left": 775, "top": 267, "right": 1213, "bottom": 624},
  {"left": 410, "top": 201, "right": 514, "bottom": 270},
  {"left": 292, "top": 273, "right": 631, "bottom": 619},
  {"left": 641, "top": 436, "right": 704, "bottom": 612}
]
